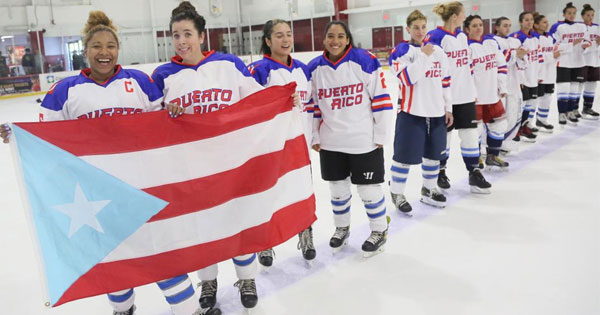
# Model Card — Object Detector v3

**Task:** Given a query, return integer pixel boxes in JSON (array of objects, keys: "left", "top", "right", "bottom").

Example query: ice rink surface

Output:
[{"left": 0, "top": 91, "right": 598, "bottom": 315}]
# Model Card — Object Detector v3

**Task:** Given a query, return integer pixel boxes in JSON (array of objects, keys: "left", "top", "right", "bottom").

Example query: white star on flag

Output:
[{"left": 53, "top": 183, "right": 111, "bottom": 237}]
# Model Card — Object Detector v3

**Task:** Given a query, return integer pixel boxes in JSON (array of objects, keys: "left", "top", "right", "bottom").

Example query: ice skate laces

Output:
[
  {"left": 259, "top": 248, "right": 274, "bottom": 259},
  {"left": 332, "top": 226, "right": 349, "bottom": 240},
  {"left": 365, "top": 230, "right": 385, "bottom": 245},
  {"left": 198, "top": 280, "right": 217, "bottom": 297},
  {"left": 297, "top": 228, "right": 314, "bottom": 251},
  {"left": 234, "top": 279, "right": 256, "bottom": 296}
]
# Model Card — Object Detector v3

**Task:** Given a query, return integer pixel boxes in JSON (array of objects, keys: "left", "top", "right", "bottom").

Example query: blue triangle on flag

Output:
[{"left": 12, "top": 125, "right": 168, "bottom": 305}]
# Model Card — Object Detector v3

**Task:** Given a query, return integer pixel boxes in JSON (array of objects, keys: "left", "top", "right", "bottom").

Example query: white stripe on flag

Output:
[
  {"left": 102, "top": 165, "right": 313, "bottom": 262},
  {"left": 80, "top": 111, "right": 301, "bottom": 189}
]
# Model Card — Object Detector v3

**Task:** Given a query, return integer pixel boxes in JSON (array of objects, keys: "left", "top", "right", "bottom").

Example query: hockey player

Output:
[
  {"left": 581, "top": 4, "right": 600, "bottom": 119},
  {"left": 428, "top": 1, "right": 492, "bottom": 193},
  {"left": 511, "top": 11, "right": 542, "bottom": 142},
  {"left": 549, "top": 2, "right": 591, "bottom": 126},
  {"left": 1, "top": 10, "right": 218, "bottom": 315},
  {"left": 153, "top": 2, "right": 299, "bottom": 311},
  {"left": 464, "top": 15, "right": 510, "bottom": 169},
  {"left": 248, "top": 19, "right": 316, "bottom": 267},
  {"left": 493, "top": 17, "right": 529, "bottom": 151},
  {"left": 534, "top": 12, "right": 560, "bottom": 132},
  {"left": 388, "top": 10, "right": 453, "bottom": 215},
  {"left": 308, "top": 21, "right": 393, "bottom": 256}
]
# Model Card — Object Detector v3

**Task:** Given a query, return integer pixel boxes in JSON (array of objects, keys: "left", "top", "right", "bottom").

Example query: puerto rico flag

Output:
[{"left": 9, "top": 83, "right": 316, "bottom": 307}]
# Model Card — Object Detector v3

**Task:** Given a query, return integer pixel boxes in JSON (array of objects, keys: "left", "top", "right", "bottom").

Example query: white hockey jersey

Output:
[
  {"left": 583, "top": 23, "right": 600, "bottom": 67},
  {"left": 494, "top": 34, "right": 528, "bottom": 96},
  {"left": 549, "top": 20, "right": 588, "bottom": 68},
  {"left": 425, "top": 27, "right": 476, "bottom": 104},
  {"left": 538, "top": 32, "right": 558, "bottom": 84},
  {"left": 388, "top": 42, "right": 452, "bottom": 117},
  {"left": 152, "top": 51, "right": 263, "bottom": 115},
  {"left": 40, "top": 66, "right": 162, "bottom": 121},
  {"left": 308, "top": 46, "right": 394, "bottom": 154},
  {"left": 510, "top": 30, "right": 542, "bottom": 88},
  {"left": 249, "top": 54, "right": 314, "bottom": 149},
  {"left": 469, "top": 35, "right": 508, "bottom": 105}
]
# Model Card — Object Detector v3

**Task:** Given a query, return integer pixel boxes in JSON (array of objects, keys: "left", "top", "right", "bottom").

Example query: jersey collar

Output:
[
  {"left": 323, "top": 45, "right": 352, "bottom": 66},
  {"left": 171, "top": 50, "right": 216, "bottom": 67},
  {"left": 437, "top": 26, "right": 459, "bottom": 36},
  {"left": 264, "top": 54, "right": 294, "bottom": 69},
  {"left": 80, "top": 65, "right": 122, "bottom": 86}
]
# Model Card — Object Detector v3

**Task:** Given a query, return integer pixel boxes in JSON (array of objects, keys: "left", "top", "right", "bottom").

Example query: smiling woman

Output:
[{"left": 81, "top": 12, "right": 120, "bottom": 84}]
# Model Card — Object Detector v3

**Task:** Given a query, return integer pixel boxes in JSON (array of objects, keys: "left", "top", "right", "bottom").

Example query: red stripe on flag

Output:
[
  {"left": 15, "top": 83, "right": 297, "bottom": 156},
  {"left": 145, "top": 135, "right": 310, "bottom": 221},
  {"left": 55, "top": 195, "right": 317, "bottom": 306}
]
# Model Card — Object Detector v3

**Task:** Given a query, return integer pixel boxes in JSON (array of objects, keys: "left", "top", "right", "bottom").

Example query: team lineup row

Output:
[{"left": 1, "top": 1, "right": 599, "bottom": 315}]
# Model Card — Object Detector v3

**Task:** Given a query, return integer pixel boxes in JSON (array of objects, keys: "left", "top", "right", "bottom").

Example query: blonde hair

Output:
[
  {"left": 407, "top": 10, "right": 427, "bottom": 27},
  {"left": 82, "top": 11, "right": 119, "bottom": 50},
  {"left": 432, "top": 1, "right": 464, "bottom": 22}
]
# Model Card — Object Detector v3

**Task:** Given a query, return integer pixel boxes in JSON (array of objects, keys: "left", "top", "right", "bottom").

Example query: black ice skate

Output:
[
  {"left": 559, "top": 113, "right": 568, "bottom": 126},
  {"left": 527, "top": 122, "right": 539, "bottom": 133},
  {"left": 193, "top": 306, "right": 222, "bottom": 315},
  {"left": 362, "top": 227, "right": 388, "bottom": 258},
  {"left": 469, "top": 169, "right": 492, "bottom": 194},
  {"left": 258, "top": 248, "right": 274, "bottom": 267},
  {"left": 420, "top": 186, "right": 446, "bottom": 208},
  {"left": 512, "top": 131, "right": 521, "bottom": 142},
  {"left": 113, "top": 305, "right": 135, "bottom": 315},
  {"left": 297, "top": 227, "right": 316, "bottom": 265},
  {"left": 198, "top": 279, "right": 217, "bottom": 309},
  {"left": 535, "top": 119, "right": 554, "bottom": 133},
  {"left": 519, "top": 125, "right": 537, "bottom": 143},
  {"left": 390, "top": 192, "right": 412, "bottom": 216},
  {"left": 437, "top": 168, "right": 451, "bottom": 189},
  {"left": 573, "top": 109, "right": 582, "bottom": 119},
  {"left": 567, "top": 111, "right": 579, "bottom": 125},
  {"left": 329, "top": 226, "right": 350, "bottom": 253},
  {"left": 234, "top": 279, "right": 258, "bottom": 309},
  {"left": 485, "top": 154, "right": 509, "bottom": 171},
  {"left": 582, "top": 107, "right": 600, "bottom": 120}
]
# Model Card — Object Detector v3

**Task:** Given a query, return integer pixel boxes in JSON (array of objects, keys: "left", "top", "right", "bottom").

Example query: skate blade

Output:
[
  {"left": 470, "top": 186, "right": 491, "bottom": 194},
  {"left": 362, "top": 246, "right": 385, "bottom": 258},
  {"left": 485, "top": 165, "right": 509, "bottom": 172},
  {"left": 304, "top": 259, "right": 314, "bottom": 268},
  {"left": 419, "top": 197, "right": 445, "bottom": 208},
  {"left": 581, "top": 116, "right": 599, "bottom": 121},
  {"left": 521, "top": 138, "right": 536, "bottom": 143},
  {"left": 331, "top": 240, "right": 348, "bottom": 255},
  {"left": 400, "top": 210, "right": 413, "bottom": 217},
  {"left": 244, "top": 308, "right": 256, "bottom": 315},
  {"left": 537, "top": 128, "right": 553, "bottom": 134},
  {"left": 259, "top": 264, "right": 271, "bottom": 273},
  {"left": 567, "top": 121, "right": 578, "bottom": 126}
]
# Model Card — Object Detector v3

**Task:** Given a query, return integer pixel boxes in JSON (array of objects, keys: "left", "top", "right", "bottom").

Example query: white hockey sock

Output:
[
  {"left": 390, "top": 160, "right": 410, "bottom": 194},
  {"left": 156, "top": 275, "right": 198, "bottom": 315},
  {"left": 537, "top": 93, "right": 552, "bottom": 123},
  {"left": 357, "top": 184, "right": 387, "bottom": 232},
  {"left": 107, "top": 289, "right": 135, "bottom": 312},
  {"left": 421, "top": 158, "right": 440, "bottom": 190},
  {"left": 330, "top": 178, "right": 352, "bottom": 228},
  {"left": 233, "top": 253, "right": 257, "bottom": 280},
  {"left": 584, "top": 81, "right": 597, "bottom": 108}
]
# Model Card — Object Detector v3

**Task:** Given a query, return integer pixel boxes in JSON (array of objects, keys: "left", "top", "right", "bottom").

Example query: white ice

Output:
[{"left": 0, "top": 89, "right": 598, "bottom": 315}]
